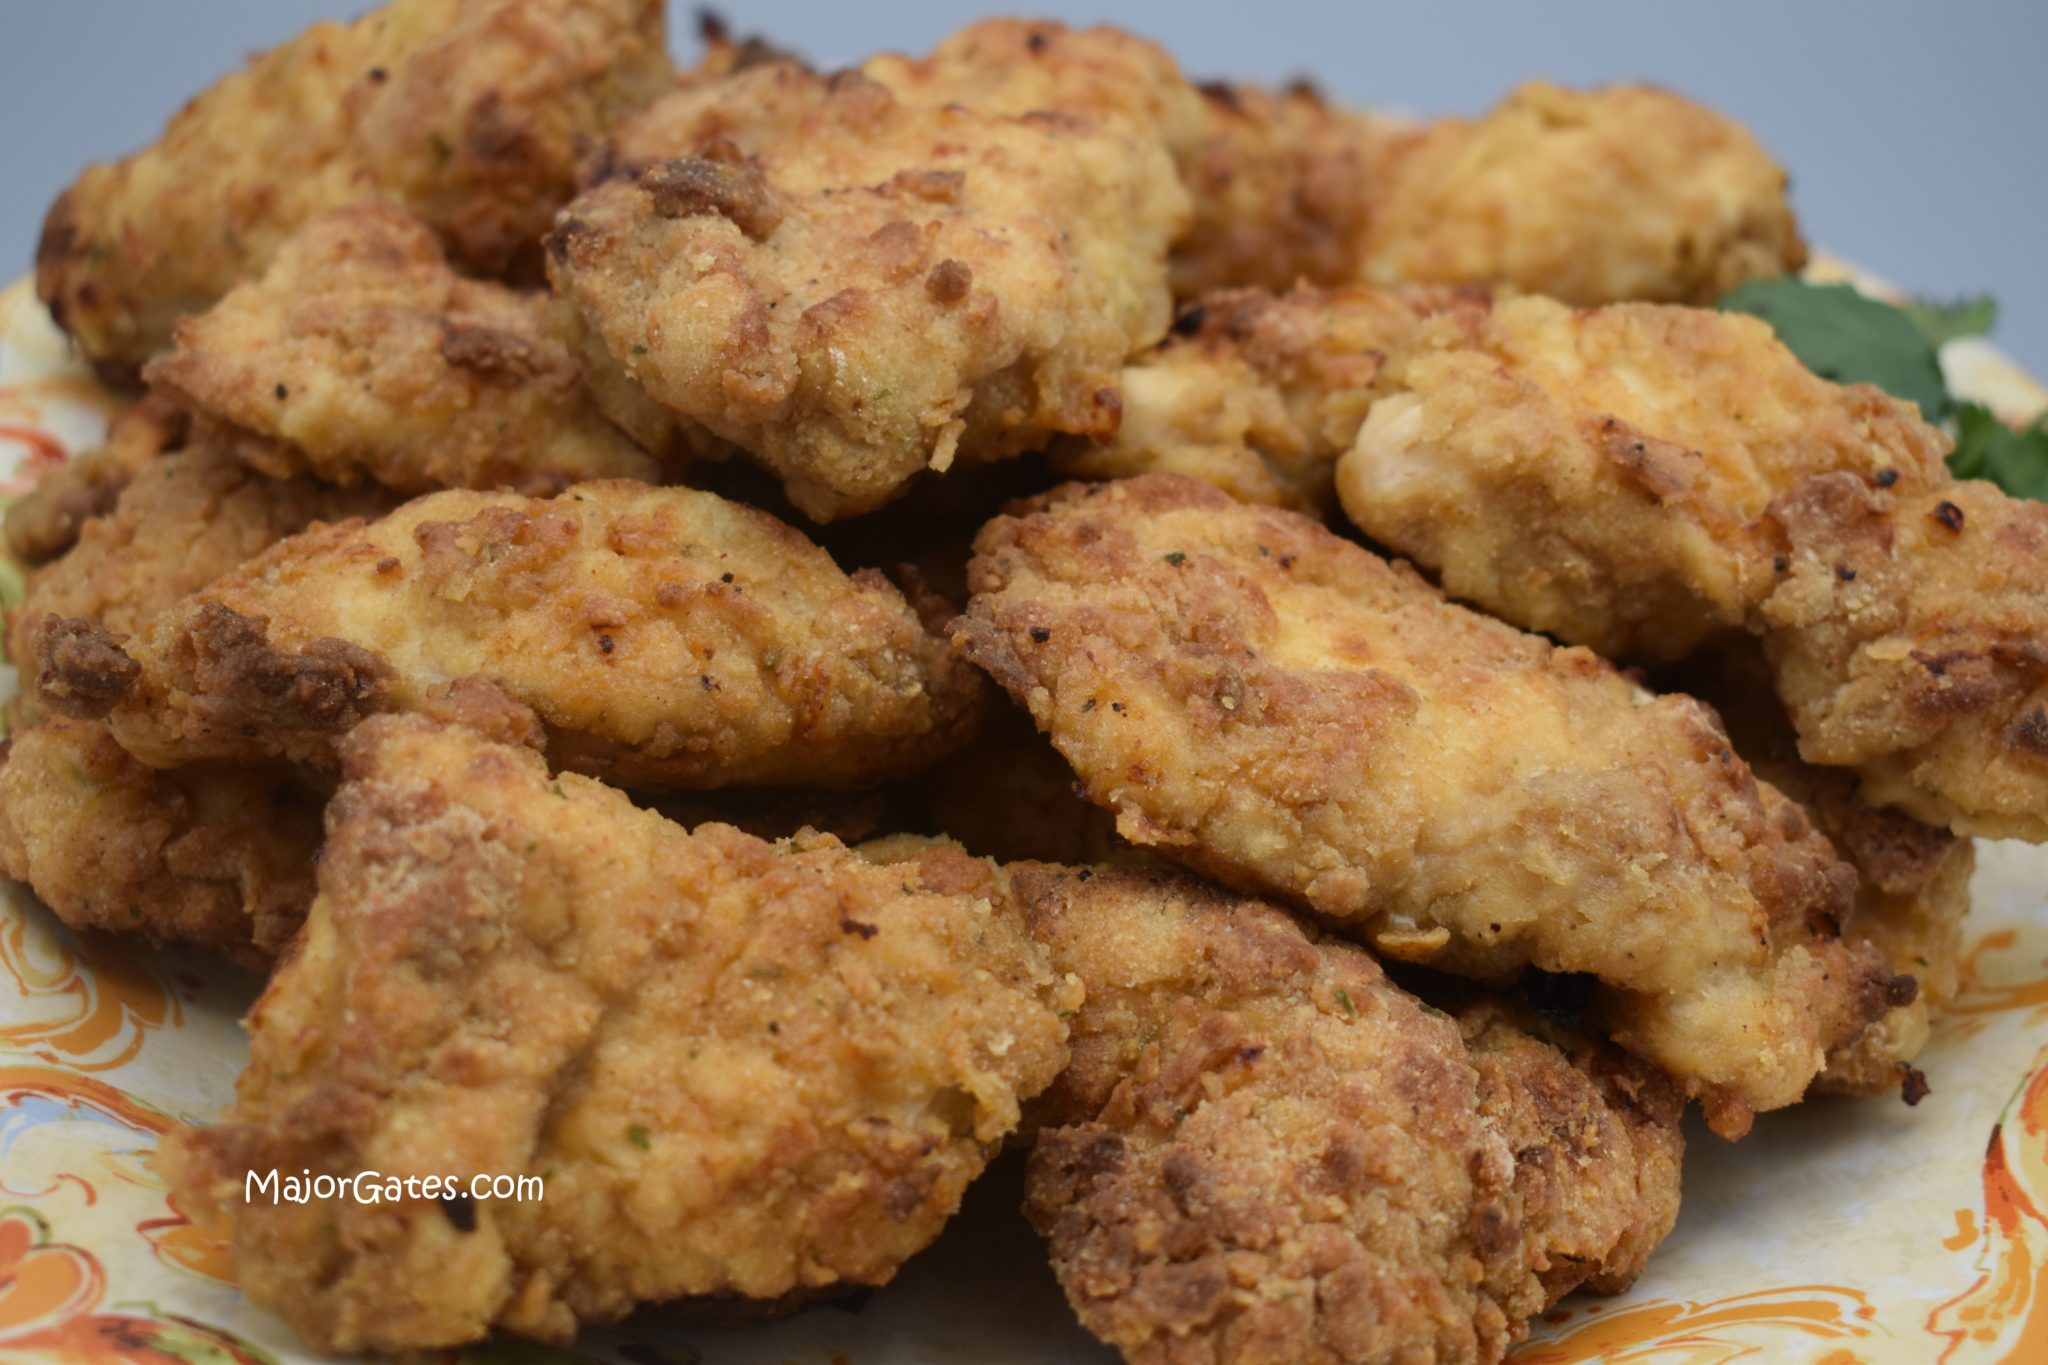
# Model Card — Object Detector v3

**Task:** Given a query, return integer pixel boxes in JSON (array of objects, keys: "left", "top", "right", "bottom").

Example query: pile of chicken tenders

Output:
[{"left": 6, "top": 2, "right": 2044, "bottom": 1360}]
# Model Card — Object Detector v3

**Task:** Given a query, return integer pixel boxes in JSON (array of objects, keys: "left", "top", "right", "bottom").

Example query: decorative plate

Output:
[{"left": 2, "top": 263, "right": 2046, "bottom": 1365}]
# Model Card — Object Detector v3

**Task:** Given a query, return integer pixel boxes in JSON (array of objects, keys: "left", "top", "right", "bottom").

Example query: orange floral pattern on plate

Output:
[
  {"left": 0, "top": 1206, "right": 269, "bottom": 1364},
  {"left": 0, "top": 889, "right": 178, "bottom": 1072}
]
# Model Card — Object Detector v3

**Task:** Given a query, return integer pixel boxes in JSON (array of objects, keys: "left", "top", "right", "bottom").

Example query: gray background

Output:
[{"left": 3, "top": 1, "right": 2043, "bottom": 371}]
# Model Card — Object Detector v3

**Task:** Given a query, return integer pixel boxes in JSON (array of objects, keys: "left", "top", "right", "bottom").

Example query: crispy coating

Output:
[
  {"left": 60, "top": 482, "right": 981, "bottom": 787},
  {"left": 549, "top": 44, "right": 1191, "bottom": 519},
  {"left": 1339, "top": 295, "right": 1951, "bottom": 660},
  {"left": 860, "top": 19, "right": 1204, "bottom": 156},
  {"left": 1057, "top": 284, "right": 1473, "bottom": 513},
  {"left": 1338, "top": 294, "right": 2048, "bottom": 837},
  {"left": 3, "top": 396, "right": 187, "bottom": 566},
  {"left": 159, "top": 703, "right": 1073, "bottom": 1352},
  {"left": 143, "top": 205, "right": 658, "bottom": 495},
  {"left": 9, "top": 441, "right": 389, "bottom": 722},
  {"left": 1359, "top": 82, "right": 1805, "bottom": 305},
  {"left": 959, "top": 476, "right": 1901, "bottom": 1132},
  {"left": 1013, "top": 865, "right": 1683, "bottom": 1364},
  {"left": 36, "top": 0, "right": 672, "bottom": 375},
  {"left": 0, "top": 717, "right": 318, "bottom": 968},
  {"left": 1758, "top": 475, "right": 2048, "bottom": 840},
  {"left": 1169, "top": 82, "right": 1390, "bottom": 299},
  {"left": 1675, "top": 647, "right": 1971, "bottom": 1096}
]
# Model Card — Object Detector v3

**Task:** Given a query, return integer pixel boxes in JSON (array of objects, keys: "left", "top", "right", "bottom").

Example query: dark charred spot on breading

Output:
[
  {"left": 889, "top": 169, "right": 966, "bottom": 205},
  {"left": 641, "top": 157, "right": 783, "bottom": 241},
  {"left": 182, "top": 601, "right": 394, "bottom": 736},
  {"left": 2005, "top": 705, "right": 2048, "bottom": 760},
  {"left": 925, "top": 259, "right": 972, "bottom": 304},
  {"left": 441, "top": 323, "right": 546, "bottom": 381},
  {"left": 34, "top": 615, "right": 140, "bottom": 718},
  {"left": 1900, "top": 1066, "right": 1931, "bottom": 1105},
  {"left": 439, "top": 1192, "right": 477, "bottom": 1232}
]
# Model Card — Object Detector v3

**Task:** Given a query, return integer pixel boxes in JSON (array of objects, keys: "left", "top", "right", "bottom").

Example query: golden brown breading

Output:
[
  {"left": 0, "top": 717, "right": 319, "bottom": 968},
  {"left": 1012, "top": 864, "right": 1683, "bottom": 1364},
  {"left": 1056, "top": 284, "right": 1475, "bottom": 513},
  {"left": 1169, "top": 82, "right": 1390, "bottom": 299},
  {"left": 1337, "top": 294, "right": 2048, "bottom": 837},
  {"left": 1338, "top": 295, "right": 1951, "bottom": 660},
  {"left": 142, "top": 205, "right": 658, "bottom": 495},
  {"left": 1359, "top": 82, "right": 1805, "bottom": 305},
  {"left": 1673, "top": 646, "right": 1971, "bottom": 1097},
  {"left": 1758, "top": 475, "right": 2048, "bottom": 841},
  {"left": 958, "top": 475, "right": 1901, "bottom": 1134},
  {"left": 860, "top": 18, "right": 1204, "bottom": 156},
  {"left": 37, "top": 0, "right": 673, "bottom": 376},
  {"left": 9, "top": 441, "right": 390, "bottom": 721},
  {"left": 158, "top": 701, "right": 1073, "bottom": 1353},
  {"left": 548, "top": 47, "right": 1191, "bottom": 519},
  {"left": 54, "top": 482, "right": 981, "bottom": 788},
  {"left": 3, "top": 396, "right": 187, "bottom": 566}
]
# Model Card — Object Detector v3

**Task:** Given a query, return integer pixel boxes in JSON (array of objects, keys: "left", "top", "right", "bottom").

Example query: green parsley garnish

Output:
[
  {"left": 626, "top": 1123, "right": 651, "bottom": 1149},
  {"left": 1719, "top": 278, "right": 2048, "bottom": 501},
  {"left": 1720, "top": 279, "right": 1950, "bottom": 419}
]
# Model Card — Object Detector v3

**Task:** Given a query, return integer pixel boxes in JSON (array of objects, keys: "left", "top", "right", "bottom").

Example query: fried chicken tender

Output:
[
  {"left": 159, "top": 700, "right": 1073, "bottom": 1353},
  {"left": 0, "top": 717, "right": 318, "bottom": 968},
  {"left": 11, "top": 441, "right": 389, "bottom": 723},
  {"left": 54, "top": 482, "right": 980, "bottom": 787},
  {"left": 1338, "top": 295, "right": 1951, "bottom": 661},
  {"left": 36, "top": 0, "right": 673, "bottom": 375},
  {"left": 959, "top": 476, "right": 1903, "bottom": 1134},
  {"left": 1012, "top": 865, "right": 1683, "bottom": 1364},
  {"left": 1340, "top": 295, "right": 2048, "bottom": 838},
  {"left": 142, "top": 205, "right": 658, "bottom": 495},
  {"left": 1757, "top": 475, "right": 2048, "bottom": 840},
  {"left": 1056, "top": 284, "right": 1472, "bottom": 513},
  {"left": 1359, "top": 82, "right": 1805, "bottom": 305},
  {"left": 1169, "top": 82, "right": 1391, "bottom": 299},
  {"left": 549, "top": 41, "right": 1192, "bottom": 519},
  {"left": 1675, "top": 647, "right": 1971, "bottom": 1097},
  {"left": 3, "top": 395, "right": 187, "bottom": 566}
]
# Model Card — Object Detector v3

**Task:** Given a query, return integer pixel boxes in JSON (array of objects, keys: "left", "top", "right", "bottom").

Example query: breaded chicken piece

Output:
[
  {"left": 0, "top": 717, "right": 318, "bottom": 969},
  {"left": 1674, "top": 647, "right": 1971, "bottom": 1098},
  {"left": 1169, "top": 82, "right": 1391, "bottom": 299},
  {"left": 1758, "top": 475, "right": 2048, "bottom": 841},
  {"left": 159, "top": 699, "right": 1073, "bottom": 1353},
  {"left": 1360, "top": 82, "right": 1804, "bottom": 305},
  {"left": 3, "top": 396, "right": 187, "bottom": 567},
  {"left": 142, "top": 205, "right": 658, "bottom": 495},
  {"left": 958, "top": 476, "right": 1902, "bottom": 1134},
  {"left": 50, "top": 482, "right": 981, "bottom": 788},
  {"left": 1056, "top": 284, "right": 1474, "bottom": 513},
  {"left": 36, "top": 0, "right": 672, "bottom": 376},
  {"left": 1339, "top": 296, "right": 2048, "bottom": 837},
  {"left": 1012, "top": 865, "right": 1683, "bottom": 1364},
  {"left": 1339, "top": 295, "right": 1951, "bottom": 661},
  {"left": 549, "top": 47, "right": 1191, "bottom": 520},
  {"left": 8, "top": 444, "right": 387, "bottom": 740},
  {"left": 11, "top": 441, "right": 389, "bottom": 725}
]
